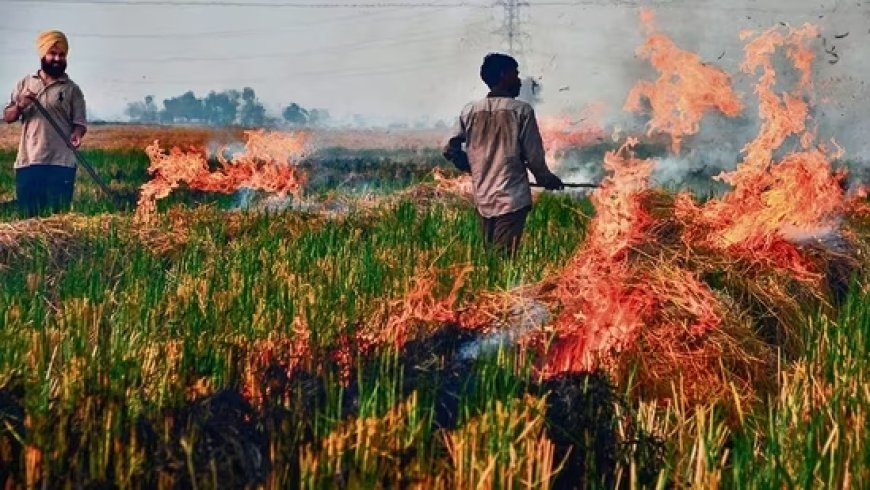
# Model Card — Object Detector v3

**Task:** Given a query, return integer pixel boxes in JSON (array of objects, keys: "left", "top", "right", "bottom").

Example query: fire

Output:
[
  {"left": 584, "top": 138, "right": 656, "bottom": 257},
  {"left": 735, "top": 24, "right": 817, "bottom": 169},
  {"left": 236, "top": 311, "right": 313, "bottom": 408},
  {"left": 538, "top": 104, "right": 607, "bottom": 168},
  {"left": 546, "top": 144, "right": 644, "bottom": 371},
  {"left": 539, "top": 9, "right": 752, "bottom": 372},
  {"left": 544, "top": 142, "right": 723, "bottom": 373},
  {"left": 136, "top": 129, "right": 308, "bottom": 221},
  {"left": 624, "top": 9, "right": 743, "bottom": 153},
  {"left": 677, "top": 24, "right": 849, "bottom": 281},
  {"left": 333, "top": 265, "right": 474, "bottom": 385},
  {"left": 543, "top": 17, "right": 852, "bottom": 377}
]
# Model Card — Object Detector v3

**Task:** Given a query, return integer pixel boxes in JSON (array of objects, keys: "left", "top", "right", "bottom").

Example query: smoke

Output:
[
  {"left": 234, "top": 188, "right": 259, "bottom": 209},
  {"left": 206, "top": 139, "right": 249, "bottom": 160},
  {"left": 519, "top": 76, "right": 544, "bottom": 108},
  {"left": 649, "top": 152, "right": 734, "bottom": 196},
  {"left": 532, "top": 4, "right": 870, "bottom": 194},
  {"left": 645, "top": 112, "right": 752, "bottom": 193},
  {"left": 557, "top": 159, "right": 604, "bottom": 190},
  {"left": 457, "top": 298, "right": 550, "bottom": 361}
]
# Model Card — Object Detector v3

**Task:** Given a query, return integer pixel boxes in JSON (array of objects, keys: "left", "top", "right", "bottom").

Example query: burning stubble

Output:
[
  {"left": 137, "top": 129, "right": 309, "bottom": 221},
  {"left": 538, "top": 13, "right": 862, "bottom": 390}
]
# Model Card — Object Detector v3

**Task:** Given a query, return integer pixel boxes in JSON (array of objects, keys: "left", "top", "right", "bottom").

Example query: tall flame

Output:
[
  {"left": 677, "top": 24, "right": 849, "bottom": 281},
  {"left": 624, "top": 9, "right": 743, "bottom": 153},
  {"left": 545, "top": 142, "right": 657, "bottom": 373},
  {"left": 543, "top": 16, "right": 850, "bottom": 376}
]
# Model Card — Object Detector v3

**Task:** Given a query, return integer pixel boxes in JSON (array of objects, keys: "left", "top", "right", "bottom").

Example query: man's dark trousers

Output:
[
  {"left": 16, "top": 164, "right": 76, "bottom": 217},
  {"left": 478, "top": 205, "right": 531, "bottom": 257}
]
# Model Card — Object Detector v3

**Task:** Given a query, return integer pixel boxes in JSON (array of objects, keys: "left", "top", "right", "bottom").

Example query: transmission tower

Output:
[
  {"left": 497, "top": 0, "right": 542, "bottom": 101},
  {"left": 497, "top": 0, "right": 529, "bottom": 58}
]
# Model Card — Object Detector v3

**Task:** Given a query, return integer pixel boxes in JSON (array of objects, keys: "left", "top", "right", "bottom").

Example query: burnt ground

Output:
[{"left": 0, "top": 324, "right": 664, "bottom": 489}]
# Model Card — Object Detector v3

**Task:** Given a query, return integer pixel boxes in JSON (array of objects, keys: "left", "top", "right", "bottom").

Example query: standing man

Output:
[
  {"left": 443, "top": 52, "right": 563, "bottom": 257},
  {"left": 4, "top": 30, "right": 86, "bottom": 217}
]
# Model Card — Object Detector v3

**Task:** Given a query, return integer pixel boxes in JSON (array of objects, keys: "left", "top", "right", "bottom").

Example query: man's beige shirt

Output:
[
  {"left": 443, "top": 96, "right": 552, "bottom": 218},
  {"left": 7, "top": 73, "right": 87, "bottom": 169}
]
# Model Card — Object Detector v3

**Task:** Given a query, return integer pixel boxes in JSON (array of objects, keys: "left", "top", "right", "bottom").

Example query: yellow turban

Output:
[{"left": 36, "top": 30, "right": 69, "bottom": 58}]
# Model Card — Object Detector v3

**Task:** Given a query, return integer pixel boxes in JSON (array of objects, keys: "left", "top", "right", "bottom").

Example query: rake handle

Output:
[
  {"left": 29, "top": 97, "right": 119, "bottom": 205},
  {"left": 530, "top": 182, "right": 599, "bottom": 189}
]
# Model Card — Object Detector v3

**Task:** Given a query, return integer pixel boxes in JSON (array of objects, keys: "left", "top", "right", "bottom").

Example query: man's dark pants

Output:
[
  {"left": 478, "top": 205, "right": 531, "bottom": 257},
  {"left": 16, "top": 164, "right": 76, "bottom": 217}
]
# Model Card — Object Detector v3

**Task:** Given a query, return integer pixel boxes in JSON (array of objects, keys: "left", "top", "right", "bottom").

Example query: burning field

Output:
[{"left": 0, "top": 12, "right": 869, "bottom": 489}]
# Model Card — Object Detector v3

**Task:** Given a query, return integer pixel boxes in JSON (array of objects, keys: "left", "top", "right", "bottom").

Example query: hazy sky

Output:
[{"left": 3, "top": 0, "right": 869, "bottom": 142}]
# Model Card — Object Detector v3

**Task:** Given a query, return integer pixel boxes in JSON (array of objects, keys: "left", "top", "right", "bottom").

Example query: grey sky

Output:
[{"left": 2, "top": 0, "right": 869, "bottom": 151}]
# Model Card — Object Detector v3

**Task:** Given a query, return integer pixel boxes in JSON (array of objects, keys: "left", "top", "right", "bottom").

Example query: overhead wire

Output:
[
  {"left": 4, "top": 0, "right": 488, "bottom": 8},
  {"left": 0, "top": 3, "right": 431, "bottom": 38},
  {"left": 100, "top": 52, "right": 466, "bottom": 86},
  {"left": 0, "top": 13, "right": 473, "bottom": 64}
]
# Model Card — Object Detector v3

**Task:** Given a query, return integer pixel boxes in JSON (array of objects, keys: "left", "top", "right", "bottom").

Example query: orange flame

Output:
[
  {"left": 586, "top": 138, "right": 657, "bottom": 257},
  {"left": 543, "top": 144, "right": 725, "bottom": 374},
  {"left": 544, "top": 142, "right": 658, "bottom": 373},
  {"left": 678, "top": 24, "right": 849, "bottom": 281},
  {"left": 333, "top": 265, "right": 473, "bottom": 386},
  {"left": 624, "top": 9, "right": 743, "bottom": 153},
  {"left": 137, "top": 129, "right": 308, "bottom": 220},
  {"left": 538, "top": 105, "right": 607, "bottom": 168},
  {"left": 241, "top": 318, "right": 312, "bottom": 407},
  {"left": 543, "top": 18, "right": 846, "bottom": 376},
  {"left": 737, "top": 24, "right": 817, "bottom": 168}
]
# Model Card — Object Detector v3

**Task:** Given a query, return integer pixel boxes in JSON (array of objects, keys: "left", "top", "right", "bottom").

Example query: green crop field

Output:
[{"left": 0, "top": 144, "right": 867, "bottom": 489}]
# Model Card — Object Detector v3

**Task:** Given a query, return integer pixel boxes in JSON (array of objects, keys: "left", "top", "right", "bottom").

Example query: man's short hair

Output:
[{"left": 480, "top": 53, "right": 518, "bottom": 88}]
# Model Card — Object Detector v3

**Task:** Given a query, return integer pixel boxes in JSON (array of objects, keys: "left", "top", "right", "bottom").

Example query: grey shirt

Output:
[
  {"left": 443, "top": 95, "right": 555, "bottom": 218},
  {"left": 6, "top": 73, "right": 87, "bottom": 169}
]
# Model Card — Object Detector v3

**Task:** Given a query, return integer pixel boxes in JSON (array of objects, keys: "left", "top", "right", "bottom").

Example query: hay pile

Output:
[
  {"left": 0, "top": 213, "right": 193, "bottom": 268},
  {"left": 533, "top": 148, "right": 863, "bottom": 410},
  {"left": 520, "top": 18, "right": 868, "bottom": 411}
]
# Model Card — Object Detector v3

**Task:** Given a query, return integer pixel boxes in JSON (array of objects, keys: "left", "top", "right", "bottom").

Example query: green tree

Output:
[
  {"left": 203, "top": 90, "right": 241, "bottom": 126},
  {"left": 282, "top": 102, "right": 309, "bottom": 126},
  {"left": 161, "top": 91, "right": 204, "bottom": 123},
  {"left": 124, "top": 95, "right": 159, "bottom": 123},
  {"left": 238, "top": 87, "right": 266, "bottom": 127},
  {"left": 307, "top": 108, "right": 330, "bottom": 127}
]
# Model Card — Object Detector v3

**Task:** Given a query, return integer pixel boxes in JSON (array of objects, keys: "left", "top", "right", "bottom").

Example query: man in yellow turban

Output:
[
  {"left": 3, "top": 29, "right": 87, "bottom": 217},
  {"left": 36, "top": 30, "right": 69, "bottom": 59}
]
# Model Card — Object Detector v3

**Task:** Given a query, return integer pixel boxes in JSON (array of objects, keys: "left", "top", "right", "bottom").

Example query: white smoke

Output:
[{"left": 457, "top": 298, "right": 550, "bottom": 361}]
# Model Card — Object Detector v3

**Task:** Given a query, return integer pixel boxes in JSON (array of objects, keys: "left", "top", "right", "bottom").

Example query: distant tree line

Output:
[{"left": 124, "top": 87, "right": 329, "bottom": 127}]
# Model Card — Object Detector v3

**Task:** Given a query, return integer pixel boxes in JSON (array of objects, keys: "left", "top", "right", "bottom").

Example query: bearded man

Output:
[{"left": 4, "top": 30, "right": 87, "bottom": 217}]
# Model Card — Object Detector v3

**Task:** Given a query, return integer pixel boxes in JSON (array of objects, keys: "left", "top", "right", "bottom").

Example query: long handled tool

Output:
[
  {"left": 29, "top": 97, "right": 121, "bottom": 206},
  {"left": 531, "top": 181, "right": 599, "bottom": 189}
]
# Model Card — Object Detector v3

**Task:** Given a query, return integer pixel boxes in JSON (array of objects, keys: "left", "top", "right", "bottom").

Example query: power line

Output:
[
  {"left": 4, "top": 0, "right": 487, "bottom": 7},
  {"left": 0, "top": 5, "right": 451, "bottom": 48},
  {"left": 0, "top": 7, "right": 440, "bottom": 40},
  {"left": 0, "top": 5, "right": 452, "bottom": 44},
  {"left": 101, "top": 53, "right": 463, "bottom": 85},
  {"left": 0, "top": 26, "right": 278, "bottom": 39},
  {"left": 0, "top": 10, "right": 474, "bottom": 62},
  {"left": 5, "top": 0, "right": 847, "bottom": 11},
  {"left": 68, "top": 28, "right": 464, "bottom": 62},
  {"left": 0, "top": 9, "right": 385, "bottom": 39}
]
